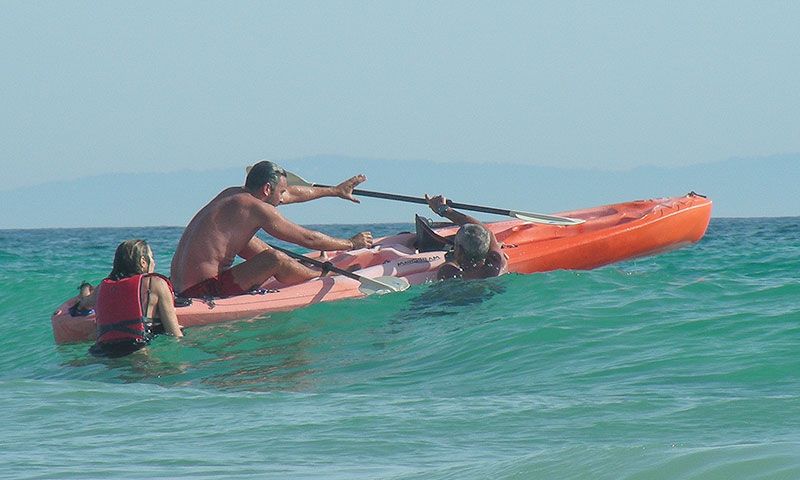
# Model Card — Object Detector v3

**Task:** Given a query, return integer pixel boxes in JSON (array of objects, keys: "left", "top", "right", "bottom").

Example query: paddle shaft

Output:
[
  {"left": 268, "top": 243, "right": 361, "bottom": 281},
  {"left": 268, "top": 243, "right": 409, "bottom": 294},
  {"left": 314, "top": 184, "right": 517, "bottom": 218},
  {"left": 281, "top": 170, "right": 584, "bottom": 225}
]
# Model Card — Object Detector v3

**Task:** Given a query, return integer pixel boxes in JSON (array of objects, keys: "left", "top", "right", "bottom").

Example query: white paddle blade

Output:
[
  {"left": 285, "top": 171, "right": 313, "bottom": 187},
  {"left": 510, "top": 210, "right": 585, "bottom": 225},
  {"left": 246, "top": 167, "right": 315, "bottom": 189},
  {"left": 358, "top": 276, "right": 410, "bottom": 296}
]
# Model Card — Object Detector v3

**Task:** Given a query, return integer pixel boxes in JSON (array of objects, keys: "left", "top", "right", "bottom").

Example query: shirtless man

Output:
[
  {"left": 425, "top": 194, "right": 508, "bottom": 280},
  {"left": 171, "top": 161, "right": 373, "bottom": 297}
]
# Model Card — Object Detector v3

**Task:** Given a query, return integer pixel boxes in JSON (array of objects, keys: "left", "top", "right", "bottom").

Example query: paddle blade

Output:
[
  {"left": 510, "top": 210, "right": 585, "bottom": 225},
  {"left": 285, "top": 171, "right": 313, "bottom": 187},
  {"left": 245, "top": 167, "right": 312, "bottom": 186},
  {"left": 358, "top": 276, "right": 411, "bottom": 296}
]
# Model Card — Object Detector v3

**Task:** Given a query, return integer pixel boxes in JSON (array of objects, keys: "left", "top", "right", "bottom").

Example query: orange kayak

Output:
[{"left": 51, "top": 193, "right": 712, "bottom": 344}]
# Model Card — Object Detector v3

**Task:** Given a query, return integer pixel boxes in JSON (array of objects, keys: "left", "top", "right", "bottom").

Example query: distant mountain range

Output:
[{"left": 2, "top": 154, "right": 797, "bottom": 228}]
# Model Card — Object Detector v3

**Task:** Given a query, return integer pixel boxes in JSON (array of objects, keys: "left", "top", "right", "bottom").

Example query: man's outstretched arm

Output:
[
  {"left": 258, "top": 204, "right": 372, "bottom": 252},
  {"left": 281, "top": 174, "right": 367, "bottom": 204}
]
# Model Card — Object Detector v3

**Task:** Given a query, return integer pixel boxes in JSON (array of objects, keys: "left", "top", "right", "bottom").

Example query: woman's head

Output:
[{"left": 109, "top": 239, "right": 154, "bottom": 280}]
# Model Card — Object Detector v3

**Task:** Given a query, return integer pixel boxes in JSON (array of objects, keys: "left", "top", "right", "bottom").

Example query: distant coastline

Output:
[{"left": 2, "top": 154, "right": 797, "bottom": 228}]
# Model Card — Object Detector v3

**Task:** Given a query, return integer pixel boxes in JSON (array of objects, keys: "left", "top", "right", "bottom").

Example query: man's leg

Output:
[{"left": 228, "top": 247, "right": 319, "bottom": 290}]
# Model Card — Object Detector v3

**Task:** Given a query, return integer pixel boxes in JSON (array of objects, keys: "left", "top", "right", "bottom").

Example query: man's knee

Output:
[
  {"left": 255, "top": 247, "right": 293, "bottom": 268},
  {"left": 251, "top": 248, "right": 288, "bottom": 267}
]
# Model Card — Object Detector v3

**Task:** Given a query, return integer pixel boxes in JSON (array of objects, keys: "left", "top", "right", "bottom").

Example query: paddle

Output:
[
  {"left": 284, "top": 171, "right": 585, "bottom": 226},
  {"left": 267, "top": 243, "right": 410, "bottom": 295}
]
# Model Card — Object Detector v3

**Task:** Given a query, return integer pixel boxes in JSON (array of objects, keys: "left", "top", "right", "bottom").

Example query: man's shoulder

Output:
[
  {"left": 214, "top": 187, "right": 250, "bottom": 202},
  {"left": 213, "top": 188, "right": 268, "bottom": 210}
]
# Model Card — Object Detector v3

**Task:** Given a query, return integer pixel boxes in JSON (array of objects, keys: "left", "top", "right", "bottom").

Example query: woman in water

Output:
[{"left": 77, "top": 239, "right": 183, "bottom": 357}]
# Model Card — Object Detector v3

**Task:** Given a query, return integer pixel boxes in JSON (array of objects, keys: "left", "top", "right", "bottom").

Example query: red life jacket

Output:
[{"left": 94, "top": 273, "right": 173, "bottom": 346}]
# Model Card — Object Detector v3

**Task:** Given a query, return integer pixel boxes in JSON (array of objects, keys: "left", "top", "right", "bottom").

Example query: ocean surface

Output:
[{"left": 1, "top": 218, "right": 799, "bottom": 479}]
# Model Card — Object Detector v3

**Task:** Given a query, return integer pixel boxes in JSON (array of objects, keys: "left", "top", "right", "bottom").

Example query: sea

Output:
[{"left": 1, "top": 218, "right": 798, "bottom": 479}]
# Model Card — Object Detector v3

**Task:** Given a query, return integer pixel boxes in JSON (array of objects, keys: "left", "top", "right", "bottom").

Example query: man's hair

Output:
[
  {"left": 109, "top": 239, "right": 150, "bottom": 281},
  {"left": 454, "top": 224, "right": 491, "bottom": 264},
  {"left": 245, "top": 160, "right": 287, "bottom": 190}
]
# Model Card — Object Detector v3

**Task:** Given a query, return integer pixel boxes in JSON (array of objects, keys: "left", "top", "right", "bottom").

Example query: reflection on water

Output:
[
  {"left": 186, "top": 317, "right": 318, "bottom": 392},
  {"left": 59, "top": 340, "right": 190, "bottom": 381},
  {"left": 57, "top": 315, "right": 318, "bottom": 392},
  {"left": 400, "top": 278, "right": 507, "bottom": 318},
  {"left": 56, "top": 277, "right": 512, "bottom": 392}
]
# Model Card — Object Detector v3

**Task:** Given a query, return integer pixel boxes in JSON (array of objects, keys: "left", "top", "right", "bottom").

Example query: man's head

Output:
[
  {"left": 454, "top": 224, "right": 491, "bottom": 266},
  {"left": 245, "top": 160, "right": 287, "bottom": 191},
  {"left": 245, "top": 160, "right": 288, "bottom": 205}
]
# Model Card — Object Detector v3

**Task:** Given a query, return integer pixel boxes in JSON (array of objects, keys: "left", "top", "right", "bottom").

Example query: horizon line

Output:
[{"left": 2, "top": 215, "right": 796, "bottom": 232}]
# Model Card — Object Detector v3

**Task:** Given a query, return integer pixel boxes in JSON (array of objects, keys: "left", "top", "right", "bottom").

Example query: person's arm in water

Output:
[
  {"left": 150, "top": 276, "right": 183, "bottom": 337},
  {"left": 281, "top": 175, "right": 366, "bottom": 205}
]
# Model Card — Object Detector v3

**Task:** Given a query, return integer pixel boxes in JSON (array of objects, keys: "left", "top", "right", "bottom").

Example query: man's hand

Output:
[
  {"left": 335, "top": 174, "right": 367, "bottom": 203},
  {"left": 425, "top": 194, "right": 449, "bottom": 215},
  {"left": 349, "top": 231, "right": 373, "bottom": 249}
]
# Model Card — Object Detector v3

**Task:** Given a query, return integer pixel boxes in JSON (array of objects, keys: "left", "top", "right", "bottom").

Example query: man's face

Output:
[{"left": 266, "top": 176, "right": 288, "bottom": 206}]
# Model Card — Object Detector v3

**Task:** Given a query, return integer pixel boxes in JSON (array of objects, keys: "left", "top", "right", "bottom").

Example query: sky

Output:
[{"left": 2, "top": 1, "right": 799, "bottom": 193}]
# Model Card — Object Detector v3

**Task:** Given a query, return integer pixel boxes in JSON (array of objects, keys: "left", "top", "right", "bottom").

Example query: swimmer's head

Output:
[
  {"left": 109, "top": 239, "right": 152, "bottom": 280},
  {"left": 454, "top": 224, "right": 491, "bottom": 265}
]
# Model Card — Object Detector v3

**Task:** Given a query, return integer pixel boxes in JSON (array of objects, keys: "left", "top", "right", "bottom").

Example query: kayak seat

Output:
[{"left": 415, "top": 215, "right": 454, "bottom": 253}]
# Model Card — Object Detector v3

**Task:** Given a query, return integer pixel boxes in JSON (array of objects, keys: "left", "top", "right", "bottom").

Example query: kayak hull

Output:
[{"left": 51, "top": 194, "right": 712, "bottom": 344}]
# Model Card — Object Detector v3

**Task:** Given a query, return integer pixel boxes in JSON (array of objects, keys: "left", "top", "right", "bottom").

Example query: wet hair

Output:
[
  {"left": 245, "top": 160, "right": 287, "bottom": 191},
  {"left": 109, "top": 239, "right": 151, "bottom": 281},
  {"left": 454, "top": 224, "right": 491, "bottom": 264}
]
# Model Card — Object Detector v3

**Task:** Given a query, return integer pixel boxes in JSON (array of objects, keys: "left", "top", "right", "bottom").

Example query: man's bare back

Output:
[
  {"left": 170, "top": 187, "right": 264, "bottom": 292},
  {"left": 171, "top": 161, "right": 372, "bottom": 297}
]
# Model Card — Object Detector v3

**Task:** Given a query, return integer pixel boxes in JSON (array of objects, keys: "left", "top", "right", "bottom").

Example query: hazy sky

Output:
[{"left": 2, "top": 1, "right": 799, "bottom": 191}]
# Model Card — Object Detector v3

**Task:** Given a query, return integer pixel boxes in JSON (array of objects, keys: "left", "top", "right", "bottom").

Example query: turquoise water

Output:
[{"left": 1, "top": 218, "right": 799, "bottom": 479}]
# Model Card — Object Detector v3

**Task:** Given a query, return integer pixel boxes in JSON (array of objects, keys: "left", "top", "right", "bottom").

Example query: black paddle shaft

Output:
[
  {"left": 313, "top": 184, "right": 513, "bottom": 217},
  {"left": 268, "top": 243, "right": 361, "bottom": 281}
]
